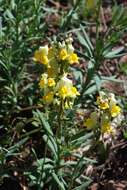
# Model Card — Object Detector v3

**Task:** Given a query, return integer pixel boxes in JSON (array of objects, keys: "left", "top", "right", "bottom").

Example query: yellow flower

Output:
[
  {"left": 58, "top": 86, "right": 79, "bottom": 99},
  {"left": 84, "top": 118, "right": 95, "bottom": 129},
  {"left": 69, "top": 87, "right": 80, "bottom": 98},
  {"left": 47, "top": 78, "right": 56, "bottom": 87},
  {"left": 56, "top": 75, "right": 79, "bottom": 99},
  {"left": 59, "top": 48, "right": 68, "bottom": 60},
  {"left": 68, "top": 53, "right": 79, "bottom": 64},
  {"left": 39, "top": 73, "right": 47, "bottom": 88},
  {"left": 41, "top": 55, "right": 49, "bottom": 65},
  {"left": 96, "top": 96, "right": 109, "bottom": 110},
  {"left": 39, "top": 79, "right": 46, "bottom": 88},
  {"left": 101, "top": 122, "right": 112, "bottom": 134},
  {"left": 39, "top": 75, "right": 56, "bottom": 89},
  {"left": 84, "top": 112, "right": 97, "bottom": 129},
  {"left": 43, "top": 91, "right": 54, "bottom": 104},
  {"left": 34, "top": 51, "right": 49, "bottom": 65},
  {"left": 58, "top": 86, "right": 68, "bottom": 99},
  {"left": 34, "top": 45, "right": 49, "bottom": 65},
  {"left": 110, "top": 104, "right": 121, "bottom": 117}
]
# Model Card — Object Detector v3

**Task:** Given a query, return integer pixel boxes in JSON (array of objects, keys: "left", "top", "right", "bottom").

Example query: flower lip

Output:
[{"left": 39, "top": 45, "right": 49, "bottom": 56}]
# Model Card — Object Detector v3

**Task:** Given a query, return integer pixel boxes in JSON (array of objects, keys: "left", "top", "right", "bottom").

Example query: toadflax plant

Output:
[
  {"left": 84, "top": 91, "right": 123, "bottom": 159},
  {"left": 84, "top": 91, "right": 121, "bottom": 135},
  {"left": 26, "top": 38, "right": 94, "bottom": 190}
]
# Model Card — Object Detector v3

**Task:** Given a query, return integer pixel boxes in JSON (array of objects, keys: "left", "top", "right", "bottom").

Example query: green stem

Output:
[{"left": 56, "top": 99, "right": 63, "bottom": 140}]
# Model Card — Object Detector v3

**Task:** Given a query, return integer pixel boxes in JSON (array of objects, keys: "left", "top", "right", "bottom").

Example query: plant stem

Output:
[{"left": 57, "top": 99, "right": 64, "bottom": 141}]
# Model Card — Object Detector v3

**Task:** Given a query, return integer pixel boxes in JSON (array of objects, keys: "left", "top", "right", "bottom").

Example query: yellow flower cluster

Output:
[
  {"left": 34, "top": 38, "right": 79, "bottom": 74},
  {"left": 33, "top": 38, "right": 80, "bottom": 106},
  {"left": 84, "top": 91, "right": 122, "bottom": 135},
  {"left": 59, "top": 48, "right": 79, "bottom": 64},
  {"left": 96, "top": 91, "right": 121, "bottom": 117}
]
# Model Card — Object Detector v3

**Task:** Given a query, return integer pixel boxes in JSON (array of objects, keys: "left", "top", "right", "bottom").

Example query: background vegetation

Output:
[{"left": 0, "top": 0, "right": 127, "bottom": 189}]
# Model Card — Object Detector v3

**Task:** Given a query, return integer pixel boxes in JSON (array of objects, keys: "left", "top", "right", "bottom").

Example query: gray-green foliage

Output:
[
  {"left": 0, "top": 0, "right": 48, "bottom": 118},
  {"left": 75, "top": 3, "right": 127, "bottom": 100},
  {"left": 0, "top": 0, "right": 47, "bottom": 184},
  {"left": 0, "top": 0, "right": 127, "bottom": 189},
  {"left": 25, "top": 110, "right": 94, "bottom": 189}
]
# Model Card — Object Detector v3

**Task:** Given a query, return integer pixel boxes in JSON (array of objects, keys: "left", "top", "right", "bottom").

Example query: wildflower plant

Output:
[
  {"left": 30, "top": 38, "right": 94, "bottom": 189},
  {"left": 84, "top": 91, "right": 122, "bottom": 142},
  {"left": 1, "top": 0, "right": 127, "bottom": 189}
]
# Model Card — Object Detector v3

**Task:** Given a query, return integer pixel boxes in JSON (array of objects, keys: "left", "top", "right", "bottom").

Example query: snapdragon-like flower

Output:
[
  {"left": 100, "top": 113, "right": 113, "bottom": 134},
  {"left": 96, "top": 96, "right": 109, "bottom": 110},
  {"left": 101, "top": 121, "right": 112, "bottom": 134},
  {"left": 108, "top": 93, "right": 121, "bottom": 117},
  {"left": 68, "top": 53, "right": 79, "bottom": 64},
  {"left": 43, "top": 91, "right": 54, "bottom": 104},
  {"left": 58, "top": 86, "right": 68, "bottom": 99},
  {"left": 56, "top": 75, "right": 79, "bottom": 99},
  {"left": 70, "top": 87, "right": 80, "bottom": 98},
  {"left": 110, "top": 104, "right": 121, "bottom": 117},
  {"left": 59, "top": 48, "right": 68, "bottom": 60},
  {"left": 40, "top": 74, "right": 79, "bottom": 105},
  {"left": 34, "top": 45, "right": 49, "bottom": 65},
  {"left": 96, "top": 91, "right": 109, "bottom": 110},
  {"left": 39, "top": 74, "right": 56, "bottom": 89},
  {"left": 34, "top": 39, "right": 79, "bottom": 67},
  {"left": 47, "top": 78, "right": 56, "bottom": 87},
  {"left": 84, "top": 112, "right": 98, "bottom": 129},
  {"left": 39, "top": 73, "right": 48, "bottom": 89}
]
